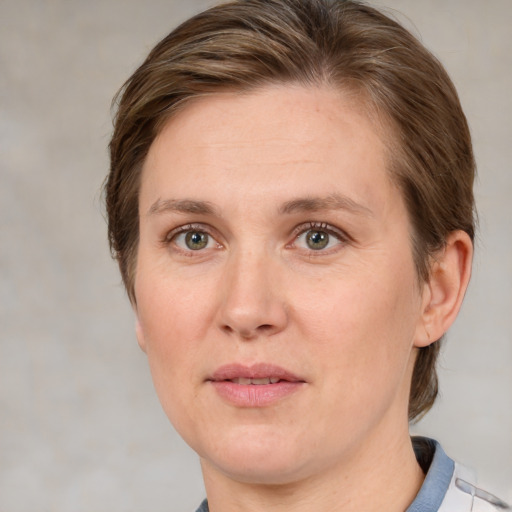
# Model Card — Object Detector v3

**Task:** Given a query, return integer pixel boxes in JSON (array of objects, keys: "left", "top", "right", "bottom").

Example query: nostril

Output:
[
  {"left": 221, "top": 323, "right": 276, "bottom": 339},
  {"left": 221, "top": 325, "right": 234, "bottom": 334}
]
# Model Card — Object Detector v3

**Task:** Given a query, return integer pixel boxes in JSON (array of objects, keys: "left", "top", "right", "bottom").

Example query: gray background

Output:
[{"left": 1, "top": 1, "right": 510, "bottom": 511}]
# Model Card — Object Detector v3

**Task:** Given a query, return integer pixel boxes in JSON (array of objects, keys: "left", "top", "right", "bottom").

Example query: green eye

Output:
[
  {"left": 305, "top": 230, "right": 330, "bottom": 250},
  {"left": 185, "top": 231, "right": 209, "bottom": 250},
  {"left": 294, "top": 224, "right": 344, "bottom": 252}
]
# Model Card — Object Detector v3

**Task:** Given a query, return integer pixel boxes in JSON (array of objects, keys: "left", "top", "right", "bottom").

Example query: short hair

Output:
[{"left": 105, "top": 0, "right": 476, "bottom": 422}]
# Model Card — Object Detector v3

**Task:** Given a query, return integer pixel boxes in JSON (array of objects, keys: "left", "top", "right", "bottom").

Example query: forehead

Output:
[{"left": 140, "top": 84, "right": 395, "bottom": 215}]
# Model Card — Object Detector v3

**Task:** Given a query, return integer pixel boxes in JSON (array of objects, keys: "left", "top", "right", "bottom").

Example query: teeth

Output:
[
  {"left": 230, "top": 377, "right": 281, "bottom": 385},
  {"left": 252, "top": 378, "right": 270, "bottom": 385}
]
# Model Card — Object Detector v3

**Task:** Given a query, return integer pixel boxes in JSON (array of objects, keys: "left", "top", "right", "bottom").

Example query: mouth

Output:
[
  {"left": 207, "top": 363, "right": 305, "bottom": 407},
  {"left": 228, "top": 377, "right": 282, "bottom": 385},
  {"left": 209, "top": 363, "right": 304, "bottom": 384}
]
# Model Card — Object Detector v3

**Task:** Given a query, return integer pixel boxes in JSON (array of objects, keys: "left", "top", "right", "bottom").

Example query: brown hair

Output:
[{"left": 105, "top": 0, "right": 476, "bottom": 421}]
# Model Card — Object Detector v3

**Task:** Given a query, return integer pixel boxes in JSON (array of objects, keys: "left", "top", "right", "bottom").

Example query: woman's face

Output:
[{"left": 135, "top": 85, "right": 428, "bottom": 484}]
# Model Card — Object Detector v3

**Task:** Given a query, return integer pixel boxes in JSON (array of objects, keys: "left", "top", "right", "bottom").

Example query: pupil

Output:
[
  {"left": 307, "top": 230, "right": 329, "bottom": 250},
  {"left": 186, "top": 231, "right": 208, "bottom": 250}
]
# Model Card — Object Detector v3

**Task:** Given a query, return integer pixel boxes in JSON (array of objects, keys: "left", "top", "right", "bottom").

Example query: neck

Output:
[{"left": 201, "top": 424, "right": 424, "bottom": 512}]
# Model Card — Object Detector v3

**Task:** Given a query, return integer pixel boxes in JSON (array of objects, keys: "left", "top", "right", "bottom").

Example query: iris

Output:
[
  {"left": 306, "top": 230, "right": 329, "bottom": 250},
  {"left": 185, "top": 231, "right": 209, "bottom": 250}
]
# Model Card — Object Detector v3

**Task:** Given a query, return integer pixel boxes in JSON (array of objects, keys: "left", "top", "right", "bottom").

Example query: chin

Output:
[
  {"left": 195, "top": 425, "right": 323, "bottom": 485},
  {"left": 208, "top": 453, "right": 313, "bottom": 486}
]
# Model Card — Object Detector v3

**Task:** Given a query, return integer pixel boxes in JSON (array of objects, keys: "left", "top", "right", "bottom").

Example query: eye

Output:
[
  {"left": 293, "top": 224, "right": 345, "bottom": 252},
  {"left": 172, "top": 229, "right": 217, "bottom": 251}
]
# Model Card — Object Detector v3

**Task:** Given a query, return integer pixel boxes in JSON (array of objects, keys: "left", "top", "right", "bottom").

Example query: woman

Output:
[{"left": 105, "top": 0, "right": 509, "bottom": 510}]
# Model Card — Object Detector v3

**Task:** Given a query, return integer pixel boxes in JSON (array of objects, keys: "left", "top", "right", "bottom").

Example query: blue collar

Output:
[{"left": 407, "top": 437, "right": 454, "bottom": 512}]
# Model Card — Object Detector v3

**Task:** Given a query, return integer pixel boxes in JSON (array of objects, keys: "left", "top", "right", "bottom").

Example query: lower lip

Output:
[{"left": 209, "top": 380, "right": 304, "bottom": 407}]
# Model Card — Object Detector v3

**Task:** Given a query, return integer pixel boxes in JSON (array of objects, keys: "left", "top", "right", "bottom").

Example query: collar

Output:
[{"left": 407, "top": 437, "right": 455, "bottom": 512}]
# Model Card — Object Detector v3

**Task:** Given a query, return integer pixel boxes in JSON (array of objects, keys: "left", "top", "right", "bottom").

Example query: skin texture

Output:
[{"left": 134, "top": 85, "right": 472, "bottom": 512}]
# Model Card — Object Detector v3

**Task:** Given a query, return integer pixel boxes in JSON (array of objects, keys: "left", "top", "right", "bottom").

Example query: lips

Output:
[
  {"left": 210, "top": 362, "right": 303, "bottom": 383},
  {"left": 208, "top": 363, "right": 305, "bottom": 407}
]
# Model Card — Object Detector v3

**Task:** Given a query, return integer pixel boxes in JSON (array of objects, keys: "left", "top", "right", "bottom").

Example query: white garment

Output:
[{"left": 439, "top": 462, "right": 509, "bottom": 511}]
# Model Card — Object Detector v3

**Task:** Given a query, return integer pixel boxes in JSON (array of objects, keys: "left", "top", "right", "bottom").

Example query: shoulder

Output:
[
  {"left": 439, "top": 461, "right": 510, "bottom": 512},
  {"left": 411, "top": 437, "right": 509, "bottom": 512},
  {"left": 194, "top": 499, "right": 209, "bottom": 512}
]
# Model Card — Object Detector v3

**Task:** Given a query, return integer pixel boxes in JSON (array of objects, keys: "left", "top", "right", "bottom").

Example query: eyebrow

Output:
[
  {"left": 147, "top": 194, "right": 373, "bottom": 218},
  {"left": 279, "top": 194, "right": 374, "bottom": 217},
  {"left": 147, "top": 198, "right": 219, "bottom": 217}
]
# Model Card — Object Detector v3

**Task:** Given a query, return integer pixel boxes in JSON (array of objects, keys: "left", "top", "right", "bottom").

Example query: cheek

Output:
[
  {"left": 136, "top": 262, "right": 217, "bottom": 344},
  {"left": 296, "top": 277, "right": 419, "bottom": 442},
  {"left": 291, "top": 260, "right": 421, "bottom": 388},
  {"left": 136, "top": 288, "right": 207, "bottom": 441},
  {"left": 134, "top": 267, "right": 218, "bottom": 408},
  {"left": 295, "top": 262, "right": 419, "bottom": 341}
]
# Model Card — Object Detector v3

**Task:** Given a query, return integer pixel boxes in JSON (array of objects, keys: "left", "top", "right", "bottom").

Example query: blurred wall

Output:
[{"left": 1, "top": 1, "right": 510, "bottom": 511}]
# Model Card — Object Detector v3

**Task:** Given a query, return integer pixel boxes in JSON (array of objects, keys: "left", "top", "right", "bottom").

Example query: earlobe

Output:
[
  {"left": 135, "top": 317, "right": 148, "bottom": 353},
  {"left": 415, "top": 230, "right": 473, "bottom": 348}
]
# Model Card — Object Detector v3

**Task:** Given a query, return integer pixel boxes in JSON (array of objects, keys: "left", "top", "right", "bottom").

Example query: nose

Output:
[{"left": 216, "top": 249, "right": 288, "bottom": 340}]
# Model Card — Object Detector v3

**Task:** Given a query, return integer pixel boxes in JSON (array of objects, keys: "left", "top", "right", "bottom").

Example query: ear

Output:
[
  {"left": 415, "top": 230, "right": 473, "bottom": 348},
  {"left": 134, "top": 316, "right": 148, "bottom": 353}
]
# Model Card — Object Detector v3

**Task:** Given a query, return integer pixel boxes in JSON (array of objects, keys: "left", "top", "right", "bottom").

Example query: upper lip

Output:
[{"left": 209, "top": 363, "right": 304, "bottom": 382}]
